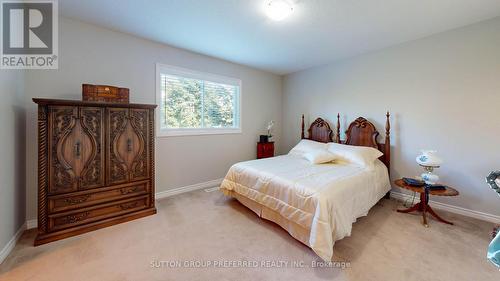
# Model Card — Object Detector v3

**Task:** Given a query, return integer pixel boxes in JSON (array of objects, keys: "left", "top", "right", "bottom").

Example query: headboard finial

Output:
[
  {"left": 301, "top": 114, "right": 305, "bottom": 139},
  {"left": 385, "top": 111, "right": 391, "bottom": 172},
  {"left": 335, "top": 113, "right": 341, "bottom": 143},
  {"left": 385, "top": 111, "right": 390, "bottom": 138}
]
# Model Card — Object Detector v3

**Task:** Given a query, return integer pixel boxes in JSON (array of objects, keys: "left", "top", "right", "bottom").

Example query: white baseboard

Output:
[
  {"left": 0, "top": 222, "right": 26, "bottom": 264},
  {"left": 391, "top": 191, "right": 500, "bottom": 224},
  {"left": 26, "top": 219, "right": 37, "bottom": 230},
  {"left": 155, "top": 178, "right": 223, "bottom": 200}
]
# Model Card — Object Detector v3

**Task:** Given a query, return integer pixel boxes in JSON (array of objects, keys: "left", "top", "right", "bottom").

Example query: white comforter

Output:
[{"left": 220, "top": 155, "right": 391, "bottom": 261}]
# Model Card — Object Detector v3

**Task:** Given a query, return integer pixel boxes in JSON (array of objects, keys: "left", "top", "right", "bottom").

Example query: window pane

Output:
[
  {"left": 203, "top": 81, "right": 236, "bottom": 128},
  {"left": 159, "top": 67, "right": 240, "bottom": 133},
  {"left": 162, "top": 74, "right": 202, "bottom": 128}
]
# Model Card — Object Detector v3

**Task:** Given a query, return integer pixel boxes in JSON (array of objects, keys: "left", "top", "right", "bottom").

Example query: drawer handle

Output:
[
  {"left": 63, "top": 212, "right": 90, "bottom": 224},
  {"left": 64, "top": 195, "right": 90, "bottom": 205},
  {"left": 127, "top": 138, "right": 132, "bottom": 152},
  {"left": 120, "top": 201, "right": 139, "bottom": 210},
  {"left": 121, "top": 186, "right": 140, "bottom": 195},
  {"left": 75, "top": 141, "right": 81, "bottom": 158}
]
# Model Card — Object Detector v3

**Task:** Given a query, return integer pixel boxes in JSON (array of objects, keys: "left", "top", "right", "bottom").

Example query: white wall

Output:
[
  {"left": 24, "top": 17, "right": 282, "bottom": 221},
  {"left": 0, "top": 70, "right": 26, "bottom": 253},
  {"left": 283, "top": 17, "right": 500, "bottom": 217}
]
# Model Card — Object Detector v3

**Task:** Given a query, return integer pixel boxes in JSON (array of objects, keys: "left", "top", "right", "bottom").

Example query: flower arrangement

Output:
[{"left": 267, "top": 120, "right": 275, "bottom": 138}]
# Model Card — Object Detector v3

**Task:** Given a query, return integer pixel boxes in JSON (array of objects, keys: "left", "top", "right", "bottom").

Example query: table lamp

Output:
[{"left": 416, "top": 150, "right": 443, "bottom": 185}]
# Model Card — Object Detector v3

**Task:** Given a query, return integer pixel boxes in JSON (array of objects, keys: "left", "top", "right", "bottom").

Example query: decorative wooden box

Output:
[{"left": 82, "top": 84, "right": 129, "bottom": 103}]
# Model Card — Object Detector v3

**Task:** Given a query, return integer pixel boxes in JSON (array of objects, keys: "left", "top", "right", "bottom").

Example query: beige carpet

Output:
[{"left": 0, "top": 189, "right": 498, "bottom": 281}]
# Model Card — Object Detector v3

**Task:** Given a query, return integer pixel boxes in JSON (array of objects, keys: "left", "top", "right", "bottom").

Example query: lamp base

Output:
[{"left": 421, "top": 172, "right": 439, "bottom": 185}]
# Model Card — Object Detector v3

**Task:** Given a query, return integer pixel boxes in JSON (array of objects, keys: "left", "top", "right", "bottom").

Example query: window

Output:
[{"left": 156, "top": 64, "right": 241, "bottom": 137}]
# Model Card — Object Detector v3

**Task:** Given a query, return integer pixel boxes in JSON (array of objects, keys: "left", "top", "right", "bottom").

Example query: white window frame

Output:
[{"left": 155, "top": 63, "right": 242, "bottom": 137}]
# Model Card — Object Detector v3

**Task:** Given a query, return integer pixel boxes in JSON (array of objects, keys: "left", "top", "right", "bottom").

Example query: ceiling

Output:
[{"left": 60, "top": 0, "right": 500, "bottom": 74}]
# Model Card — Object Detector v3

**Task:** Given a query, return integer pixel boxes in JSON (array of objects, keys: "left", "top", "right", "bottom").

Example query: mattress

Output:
[{"left": 220, "top": 154, "right": 391, "bottom": 261}]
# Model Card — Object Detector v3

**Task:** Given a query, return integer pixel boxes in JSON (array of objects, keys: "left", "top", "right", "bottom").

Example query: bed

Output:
[{"left": 220, "top": 113, "right": 392, "bottom": 261}]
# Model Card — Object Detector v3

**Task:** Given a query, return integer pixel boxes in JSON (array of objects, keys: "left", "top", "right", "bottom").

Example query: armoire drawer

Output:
[
  {"left": 48, "top": 181, "right": 150, "bottom": 213},
  {"left": 48, "top": 195, "right": 150, "bottom": 232}
]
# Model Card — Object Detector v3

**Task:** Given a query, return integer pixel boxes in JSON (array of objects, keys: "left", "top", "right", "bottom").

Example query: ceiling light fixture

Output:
[{"left": 265, "top": 0, "right": 293, "bottom": 21}]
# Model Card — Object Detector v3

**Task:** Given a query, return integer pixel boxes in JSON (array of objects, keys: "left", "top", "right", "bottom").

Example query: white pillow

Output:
[
  {"left": 303, "top": 149, "right": 337, "bottom": 164},
  {"left": 288, "top": 139, "right": 327, "bottom": 157},
  {"left": 327, "top": 142, "right": 383, "bottom": 169}
]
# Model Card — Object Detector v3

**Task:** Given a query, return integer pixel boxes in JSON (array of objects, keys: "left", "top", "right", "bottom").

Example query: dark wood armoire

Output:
[{"left": 33, "top": 98, "right": 157, "bottom": 245}]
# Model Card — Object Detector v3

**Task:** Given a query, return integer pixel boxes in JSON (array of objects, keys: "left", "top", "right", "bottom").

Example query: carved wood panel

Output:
[
  {"left": 107, "top": 108, "right": 150, "bottom": 185},
  {"left": 48, "top": 106, "right": 105, "bottom": 194},
  {"left": 307, "top": 118, "right": 333, "bottom": 143},
  {"left": 129, "top": 109, "right": 149, "bottom": 181},
  {"left": 38, "top": 105, "right": 49, "bottom": 233},
  {"left": 48, "top": 106, "right": 78, "bottom": 194},
  {"left": 107, "top": 108, "right": 129, "bottom": 185},
  {"left": 48, "top": 195, "right": 149, "bottom": 231},
  {"left": 344, "top": 117, "right": 379, "bottom": 149},
  {"left": 79, "top": 107, "right": 105, "bottom": 189}
]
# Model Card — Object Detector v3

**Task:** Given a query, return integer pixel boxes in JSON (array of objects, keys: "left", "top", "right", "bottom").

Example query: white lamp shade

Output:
[{"left": 416, "top": 150, "right": 443, "bottom": 167}]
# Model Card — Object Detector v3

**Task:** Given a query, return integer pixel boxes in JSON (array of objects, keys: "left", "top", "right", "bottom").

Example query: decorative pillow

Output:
[
  {"left": 327, "top": 142, "right": 383, "bottom": 170},
  {"left": 288, "top": 139, "right": 327, "bottom": 157},
  {"left": 303, "top": 149, "right": 337, "bottom": 164}
]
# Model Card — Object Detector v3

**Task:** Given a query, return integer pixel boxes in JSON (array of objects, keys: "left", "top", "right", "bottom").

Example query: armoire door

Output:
[
  {"left": 107, "top": 108, "right": 150, "bottom": 186},
  {"left": 48, "top": 106, "right": 105, "bottom": 194}
]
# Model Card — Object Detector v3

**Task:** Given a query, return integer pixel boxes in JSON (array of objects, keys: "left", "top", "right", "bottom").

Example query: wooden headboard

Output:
[
  {"left": 301, "top": 112, "right": 391, "bottom": 169},
  {"left": 300, "top": 116, "right": 334, "bottom": 143}
]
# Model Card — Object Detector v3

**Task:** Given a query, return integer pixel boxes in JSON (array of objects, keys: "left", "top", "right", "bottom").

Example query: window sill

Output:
[{"left": 157, "top": 128, "right": 242, "bottom": 137}]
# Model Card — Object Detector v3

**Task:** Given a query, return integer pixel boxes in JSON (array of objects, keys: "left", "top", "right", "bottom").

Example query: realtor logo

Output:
[{"left": 1, "top": 0, "right": 58, "bottom": 69}]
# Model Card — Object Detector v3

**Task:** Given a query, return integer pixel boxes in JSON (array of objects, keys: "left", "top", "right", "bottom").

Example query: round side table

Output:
[{"left": 394, "top": 179, "right": 459, "bottom": 227}]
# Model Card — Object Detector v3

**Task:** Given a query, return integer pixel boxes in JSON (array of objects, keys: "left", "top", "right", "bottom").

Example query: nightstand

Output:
[{"left": 257, "top": 142, "right": 274, "bottom": 159}]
